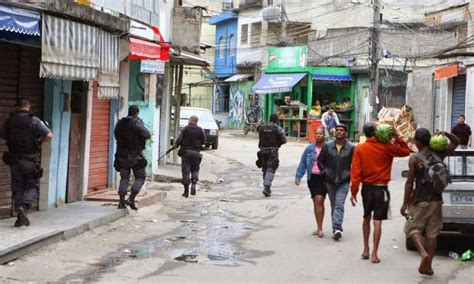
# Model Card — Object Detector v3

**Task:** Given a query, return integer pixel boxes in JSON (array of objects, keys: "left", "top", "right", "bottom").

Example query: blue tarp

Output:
[
  {"left": 0, "top": 5, "right": 40, "bottom": 36},
  {"left": 312, "top": 74, "right": 353, "bottom": 81},
  {"left": 252, "top": 73, "right": 306, "bottom": 94}
]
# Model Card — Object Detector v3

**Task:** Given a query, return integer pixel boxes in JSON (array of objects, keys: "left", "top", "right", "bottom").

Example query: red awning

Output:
[
  {"left": 129, "top": 37, "right": 170, "bottom": 61},
  {"left": 434, "top": 64, "right": 459, "bottom": 80}
]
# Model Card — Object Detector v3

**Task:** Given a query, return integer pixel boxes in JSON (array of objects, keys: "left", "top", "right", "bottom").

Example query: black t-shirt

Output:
[{"left": 452, "top": 123, "right": 471, "bottom": 145}]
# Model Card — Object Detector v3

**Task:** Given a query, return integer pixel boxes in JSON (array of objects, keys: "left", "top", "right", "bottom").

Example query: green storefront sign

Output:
[{"left": 268, "top": 46, "right": 307, "bottom": 69}]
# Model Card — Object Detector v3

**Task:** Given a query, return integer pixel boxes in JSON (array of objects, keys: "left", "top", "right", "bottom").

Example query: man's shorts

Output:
[
  {"left": 307, "top": 174, "right": 327, "bottom": 199},
  {"left": 362, "top": 185, "right": 390, "bottom": 221},
  {"left": 404, "top": 201, "right": 443, "bottom": 239}
]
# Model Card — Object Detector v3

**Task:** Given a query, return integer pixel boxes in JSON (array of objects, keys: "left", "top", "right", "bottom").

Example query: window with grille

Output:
[
  {"left": 241, "top": 24, "right": 248, "bottom": 45},
  {"left": 251, "top": 22, "right": 262, "bottom": 46}
]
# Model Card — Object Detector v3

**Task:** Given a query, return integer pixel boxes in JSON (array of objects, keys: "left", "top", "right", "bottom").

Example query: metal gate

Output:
[
  {"left": 0, "top": 43, "right": 43, "bottom": 218},
  {"left": 87, "top": 82, "right": 110, "bottom": 193},
  {"left": 451, "top": 75, "right": 466, "bottom": 128}
]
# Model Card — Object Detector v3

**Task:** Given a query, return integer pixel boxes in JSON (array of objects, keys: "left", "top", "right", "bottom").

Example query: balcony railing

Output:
[{"left": 239, "top": 0, "right": 263, "bottom": 10}]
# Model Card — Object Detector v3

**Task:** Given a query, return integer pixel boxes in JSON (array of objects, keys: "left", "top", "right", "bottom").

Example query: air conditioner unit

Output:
[{"left": 263, "top": 6, "right": 282, "bottom": 21}]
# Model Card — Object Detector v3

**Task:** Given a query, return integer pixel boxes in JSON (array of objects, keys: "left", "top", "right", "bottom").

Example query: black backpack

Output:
[{"left": 413, "top": 152, "right": 451, "bottom": 194}]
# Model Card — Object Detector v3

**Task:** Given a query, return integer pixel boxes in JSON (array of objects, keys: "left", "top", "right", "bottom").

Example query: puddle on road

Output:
[
  {"left": 60, "top": 167, "right": 275, "bottom": 282},
  {"left": 60, "top": 201, "right": 262, "bottom": 282}
]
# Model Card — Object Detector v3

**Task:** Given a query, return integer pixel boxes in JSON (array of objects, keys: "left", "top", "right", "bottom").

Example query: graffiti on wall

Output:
[{"left": 228, "top": 81, "right": 253, "bottom": 128}]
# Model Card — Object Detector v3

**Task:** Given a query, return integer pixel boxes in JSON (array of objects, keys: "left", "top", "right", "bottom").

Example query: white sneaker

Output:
[{"left": 332, "top": 230, "right": 342, "bottom": 240}]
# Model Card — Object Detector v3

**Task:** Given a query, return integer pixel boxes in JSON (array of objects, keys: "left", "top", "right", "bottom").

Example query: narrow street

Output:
[{"left": 0, "top": 132, "right": 472, "bottom": 283}]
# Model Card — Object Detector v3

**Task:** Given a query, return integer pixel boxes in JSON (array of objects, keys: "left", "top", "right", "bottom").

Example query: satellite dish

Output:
[{"left": 263, "top": 6, "right": 282, "bottom": 21}]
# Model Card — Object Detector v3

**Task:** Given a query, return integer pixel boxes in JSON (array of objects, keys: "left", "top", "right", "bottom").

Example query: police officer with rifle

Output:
[
  {"left": 114, "top": 105, "right": 151, "bottom": 210},
  {"left": 0, "top": 98, "right": 52, "bottom": 227},
  {"left": 174, "top": 115, "right": 206, "bottom": 198},
  {"left": 257, "top": 114, "right": 287, "bottom": 197}
]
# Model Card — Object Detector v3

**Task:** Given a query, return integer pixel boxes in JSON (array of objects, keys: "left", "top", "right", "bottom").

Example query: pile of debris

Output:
[{"left": 378, "top": 105, "right": 418, "bottom": 151}]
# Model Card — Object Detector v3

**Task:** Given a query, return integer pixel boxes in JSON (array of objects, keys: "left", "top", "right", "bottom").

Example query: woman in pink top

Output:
[{"left": 295, "top": 128, "right": 327, "bottom": 237}]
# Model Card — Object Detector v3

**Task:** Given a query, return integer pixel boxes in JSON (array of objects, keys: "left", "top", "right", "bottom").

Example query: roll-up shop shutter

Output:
[
  {"left": 88, "top": 82, "right": 110, "bottom": 193},
  {"left": 451, "top": 75, "right": 466, "bottom": 128},
  {"left": 0, "top": 43, "right": 43, "bottom": 218}
]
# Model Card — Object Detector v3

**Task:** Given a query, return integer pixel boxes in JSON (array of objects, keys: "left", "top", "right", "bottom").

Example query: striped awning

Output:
[
  {"left": 98, "top": 30, "right": 120, "bottom": 99},
  {"left": 40, "top": 15, "right": 99, "bottom": 81}
]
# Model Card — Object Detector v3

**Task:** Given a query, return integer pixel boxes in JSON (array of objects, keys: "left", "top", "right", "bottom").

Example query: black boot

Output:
[
  {"left": 191, "top": 182, "right": 197, "bottom": 196},
  {"left": 14, "top": 216, "right": 23, "bottom": 227},
  {"left": 16, "top": 205, "right": 30, "bottom": 226},
  {"left": 182, "top": 185, "right": 189, "bottom": 198},
  {"left": 126, "top": 191, "right": 139, "bottom": 211},
  {"left": 118, "top": 194, "right": 126, "bottom": 209},
  {"left": 263, "top": 186, "right": 271, "bottom": 197}
]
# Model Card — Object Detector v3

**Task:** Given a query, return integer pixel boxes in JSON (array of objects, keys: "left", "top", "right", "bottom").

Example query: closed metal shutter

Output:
[
  {"left": 451, "top": 75, "right": 466, "bottom": 128},
  {"left": 0, "top": 43, "right": 43, "bottom": 218},
  {"left": 88, "top": 82, "right": 110, "bottom": 193}
]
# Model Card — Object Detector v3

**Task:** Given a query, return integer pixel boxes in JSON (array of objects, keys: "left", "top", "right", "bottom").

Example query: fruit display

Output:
[
  {"left": 430, "top": 134, "right": 449, "bottom": 152},
  {"left": 375, "top": 123, "right": 396, "bottom": 143}
]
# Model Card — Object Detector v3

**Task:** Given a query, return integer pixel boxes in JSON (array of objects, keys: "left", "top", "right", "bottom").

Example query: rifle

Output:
[{"left": 157, "top": 146, "right": 177, "bottom": 162}]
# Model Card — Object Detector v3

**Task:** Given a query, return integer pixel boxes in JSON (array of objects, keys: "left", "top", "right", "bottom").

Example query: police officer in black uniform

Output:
[
  {"left": 174, "top": 115, "right": 206, "bottom": 198},
  {"left": 257, "top": 114, "right": 287, "bottom": 197},
  {"left": 0, "top": 98, "right": 52, "bottom": 227},
  {"left": 114, "top": 105, "right": 151, "bottom": 210}
]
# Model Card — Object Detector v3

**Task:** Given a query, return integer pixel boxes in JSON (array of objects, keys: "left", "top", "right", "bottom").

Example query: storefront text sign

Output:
[
  {"left": 141, "top": 60, "right": 165, "bottom": 74},
  {"left": 268, "top": 46, "right": 308, "bottom": 69}
]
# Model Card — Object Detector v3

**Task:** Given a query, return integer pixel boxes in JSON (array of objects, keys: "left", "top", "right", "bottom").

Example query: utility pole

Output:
[
  {"left": 370, "top": 0, "right": 381, "bottom": 121},
  {"left": 280, "top": 0, "right": 288, "bottom": 46}
]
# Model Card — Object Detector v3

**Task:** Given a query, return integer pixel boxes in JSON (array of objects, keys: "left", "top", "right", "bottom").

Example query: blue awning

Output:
[
  {"left": 0, "top": 5, "right": 40, "bottom": 36},
  {"left": 252, "top": 73, "right": 306, "bottom": 94},
  {"left": 312, "top": 74, "right": 353, "bottom": 81}
]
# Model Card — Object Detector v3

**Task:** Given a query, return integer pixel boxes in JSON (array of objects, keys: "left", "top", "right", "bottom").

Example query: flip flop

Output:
[
  {"left": 361, "top": 254, "right": 369, "bottom": 260},
  {"left": 317, "top": 231, "right": 324, "bottom": 238}
]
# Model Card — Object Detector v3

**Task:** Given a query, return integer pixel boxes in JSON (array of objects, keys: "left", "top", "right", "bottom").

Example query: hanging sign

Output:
[{"left": 140, "top": 60, "right": 165, "bottom": 74}]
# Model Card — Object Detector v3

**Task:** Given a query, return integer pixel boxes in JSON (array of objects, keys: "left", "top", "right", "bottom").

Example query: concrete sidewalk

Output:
[{"left": 0, "top": 202, "right": 127, "bottom": 264}]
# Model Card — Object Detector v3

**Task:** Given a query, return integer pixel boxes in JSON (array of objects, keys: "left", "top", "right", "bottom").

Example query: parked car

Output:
[
  {"left": 403, "top": 149, "right": 474, "bottom": 250},
  {"left": 179, "top": 107, "right": 220, "bottom": 150}
]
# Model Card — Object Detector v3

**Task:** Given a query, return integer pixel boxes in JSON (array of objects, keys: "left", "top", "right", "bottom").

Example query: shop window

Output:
[
  {"left": 241, "top": 24, "right": 248, "bottom": 45},
  {"left": 251, "top": 22, "right": 262, "bottom": 46},
  {"left": 218, "top": 36, "right": 225, "bottom": 59},
  {"left": 229, "top": 34, "right": 235, "bottom": 57}
]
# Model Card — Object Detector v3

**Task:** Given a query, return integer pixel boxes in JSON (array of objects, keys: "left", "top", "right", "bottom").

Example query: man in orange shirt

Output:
[{"left": 350, "top": 122, "right": 410, "bottom": 263}]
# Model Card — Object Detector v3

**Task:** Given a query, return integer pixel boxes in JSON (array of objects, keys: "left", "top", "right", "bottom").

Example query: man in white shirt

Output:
[{"left": 321, "top": 107, "right": 340, "bottom": 139}]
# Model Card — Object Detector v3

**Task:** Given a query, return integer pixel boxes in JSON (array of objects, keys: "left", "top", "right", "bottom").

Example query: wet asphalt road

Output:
[{"left": 0, "top": 132, "right": 473, "bottom": 283}]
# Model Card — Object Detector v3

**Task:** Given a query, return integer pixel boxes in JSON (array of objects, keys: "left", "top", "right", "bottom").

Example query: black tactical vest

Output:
[
  {"left": 115, "top": 118, "right": 145, "bottom": 156},
  {"left": 6, "top": 111, "right": 39, "bottom": 154},
  {"left": 259, "top": 124, "right": 281, "bottom": 148},
  {"left": 182, "top": 125, "right": 204, "bottom": 151}
]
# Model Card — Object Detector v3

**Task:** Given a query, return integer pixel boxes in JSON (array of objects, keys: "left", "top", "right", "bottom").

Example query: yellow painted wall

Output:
[{"left": 182, "top": 17, "right": 216, "bottom": 110}]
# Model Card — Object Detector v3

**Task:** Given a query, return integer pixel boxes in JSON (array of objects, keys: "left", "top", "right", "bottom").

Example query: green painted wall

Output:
[
  {"left": 355, "top": 74, "right": 371, "bottom": 140},
  {"left": 129, "top": 60, "right": 146, "bottom": 102},
  {"left": 128, "top": 61, "right": 154, "bottom": 176}
]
